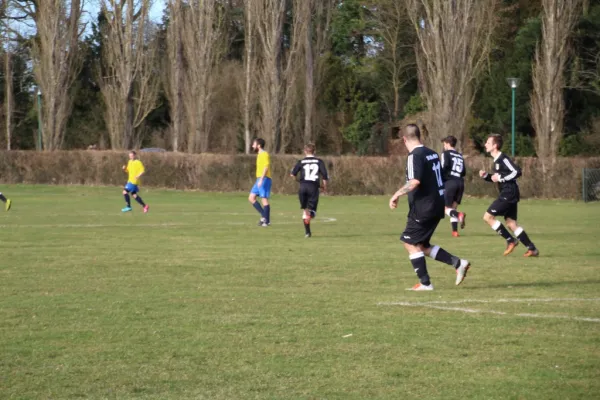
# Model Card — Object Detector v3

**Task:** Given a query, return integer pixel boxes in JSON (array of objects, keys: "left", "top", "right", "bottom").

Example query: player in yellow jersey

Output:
[
  {"left": 0, "top": 191, "right": 11, "bottom": 211},
  {"left": 248, "top": 138, "right": 271, "bottom": 226},
  {"left": 121, "top": 151, "right": 149, "bottom": 213}
]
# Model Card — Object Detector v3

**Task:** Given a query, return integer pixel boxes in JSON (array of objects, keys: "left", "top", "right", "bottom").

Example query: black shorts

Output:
[
  {"left": 487, "top": 198, "right": 518, "bottom": 220},
  {"left": 299, "top": 184, "right": 320, "bottom": 212},
  {"left": 444, "top": 179, "right": 464, "bottom": 207},
  {"left": 400, "top": 217, "right": 441, "bottom": 248}
]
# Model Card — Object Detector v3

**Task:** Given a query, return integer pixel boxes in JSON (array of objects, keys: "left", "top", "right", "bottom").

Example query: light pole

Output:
[
  {"left": 506, "top": 78, "right": 520, "bottom": 157},
  {"left": 36, "top": 88, "right": 43, "bottom": 151}
]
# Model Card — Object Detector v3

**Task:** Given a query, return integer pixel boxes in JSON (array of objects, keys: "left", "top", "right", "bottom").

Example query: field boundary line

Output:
[{"left": 379, "top": 298, "right": 600, "bottom": 323}]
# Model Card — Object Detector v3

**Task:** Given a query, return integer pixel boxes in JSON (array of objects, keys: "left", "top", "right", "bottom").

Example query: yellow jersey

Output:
[
  {"left": 125, "top": 159, "right": 145, "bottom": 185},
  {"left": 256, "top": 151, "right": 271, "bottom": 178}
]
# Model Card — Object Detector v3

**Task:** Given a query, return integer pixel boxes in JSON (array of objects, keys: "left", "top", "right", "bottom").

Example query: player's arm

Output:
[
  {"left": 461, "top": 156, "right": 467, "bottom": 178},
  {"left": 258, "top": 154, "right": 270, "bottom": 186},
  {"left": 319, "top": 160, "right": 329, "bottom": 192},
  {"left": 290, "top": 161, "right": 301, "bottom": 178},
  {"left": 479, "top": 170, "right": 493, "bottom": 182},
  {"left": 390, "top": 153, "right": 422, "bottom": 209},
  {"left": 135, "top": 163, "right": 145, "bottom": 180},
  {"left": 494, "top": 158, "right": 521, "bottom": 182}
]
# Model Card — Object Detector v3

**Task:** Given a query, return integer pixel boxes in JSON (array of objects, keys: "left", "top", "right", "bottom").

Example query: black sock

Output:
[
  {"left": 429, "top": 245, "right": 460, "bottom": 269},
  {"left": 252, "top": 202, "right": 265, "bottom": 218},
  {"left": 304, "top": 219, "right": 311, "bottom": 235},
  {"left": 493, "top": 221, "right": 515, "bottom": 242},
  {"left": 124, "top": 193, "right": 131, "bottom": 207},
  {"left": 515, "top": 227, "right": 535, "bottom": 250},
  {"left": 264, "top": 205, "right": 271, "bottom": 224},
  {"left": 134, "top": 196, "right": 146, "bottom": 207},
  {"left": 410, "top": 252, "right": 430, "bottom": 286},
  {"left": 451, "top": 221, "right": 458, "bottom": 232},
  {"left": 0, "top": 193, "right": 6, "bottom": 203}
]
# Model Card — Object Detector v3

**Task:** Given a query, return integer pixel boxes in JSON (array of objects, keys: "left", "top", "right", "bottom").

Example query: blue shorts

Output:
[
  {"left": 250, "top": 177, "right": 272, "bottom": 198},
  {"left": 124, "top": 182, "right": 139, "bottom": 194}
]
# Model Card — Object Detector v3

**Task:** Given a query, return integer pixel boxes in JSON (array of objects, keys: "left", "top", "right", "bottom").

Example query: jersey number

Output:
[
  {"left": 451, "top": 157, "right": 464, "bottom": 174},
  {"left": 303, "top": 164, "right": 319, "bottom": 181},
  {"left": 432, "top": 162, "right": 443, "bottom": 188}
]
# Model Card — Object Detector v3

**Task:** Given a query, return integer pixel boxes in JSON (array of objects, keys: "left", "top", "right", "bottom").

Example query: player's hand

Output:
[
  {"left": 258, "top": 178, "right": 263, "bottom": 188},
  {"left": 389, "top": 196, "right": 399, "bottom": 210},
  {"left": 491, "top": 173, "right": 501, "bottom": 182},
  {"left": 122, "top": 165, "right": 127, "bottom": 171},
  {"left": 479, "top": 170, "right": 486, "bottom": 177}
]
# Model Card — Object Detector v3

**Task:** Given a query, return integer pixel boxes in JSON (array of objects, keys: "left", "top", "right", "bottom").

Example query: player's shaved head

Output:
[{"left": 403, "top": 124, "right": 421, "bottom": 141}]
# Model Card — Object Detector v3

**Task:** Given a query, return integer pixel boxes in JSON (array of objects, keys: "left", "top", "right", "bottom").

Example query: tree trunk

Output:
[
  {"left": 304, "top": 0, "right": 314, "bottom": 145},
  {"left": 5, "top": 49, "right": 12, "bottom": 150},
  {"left": 243, "top": 1, "right": 253, "bottom": 154}
]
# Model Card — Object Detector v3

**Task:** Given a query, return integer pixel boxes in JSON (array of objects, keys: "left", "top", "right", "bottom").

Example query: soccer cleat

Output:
[
  {"left": 143, "top": 204, "right": 149, "bottom": 213},
  {"left": 503, "top": 240, "right": 519, "bottom": 256},
  {"left": 406, "top": 283, "right": 434, "bottom": 291},
  {"left": 455, "top": 259, "right": 471, "bottom": 286},
  {"left": 305, "top": 233, "right": 311, "bottom": 238},
  {"left": 451, "top": 231, "right": 459, "bottom": 237},
  {"left": 5, "top": 199, "right": 11, "bottom": 211},
  {"left": 260, "top": 222, "right": 269, "bottom": 227},
  {"left": 121, "top": 206, "right": 132, "bottom": 212},
  {"left": 523, "top": 248, "right": 539, "bottom": 257},
  {"left": 257, "top": 217, "right": 267, "bottom": 226},
  {"left": 458, "top": 212, "right": 466, "bottom": 229}
]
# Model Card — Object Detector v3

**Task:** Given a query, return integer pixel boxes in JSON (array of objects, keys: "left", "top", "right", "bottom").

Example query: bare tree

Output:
[
  {"left": 531, "top": 0, "right": 583, "bottom": 160},
  {"left": 99, "top": 0, "right": 160, "bottom": 149},
  {"left": 406, "top": 0, "right": 498, "bottom": 151},
  {"left": 368, "top": 0, "right": 415, "bottom": 121},
  {"left": 30, "top": 0, "right": 85, "bottom": 150},
  {"left": 164, "top": 0, "right": 186, "bottom": 151},
  {"left": 250, "top": 0, "right": 285, "bottom": 153},
  {"left": 4, "top": 45, "right": 12, "bottom": 150},
  {"left": 180, "top": 0, "right": 226, "bottom": 153},
  {"left": 242, "top": 0, "right": 255, "bottom": 153}
]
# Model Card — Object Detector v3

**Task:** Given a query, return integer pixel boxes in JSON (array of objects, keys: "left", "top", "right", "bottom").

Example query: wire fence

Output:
[{"left": 583, "top": 168, "right": 600, "bottom": 202}]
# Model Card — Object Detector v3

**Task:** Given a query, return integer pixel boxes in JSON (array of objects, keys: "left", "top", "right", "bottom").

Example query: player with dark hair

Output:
[
  {"left": 248, "top": 138, "right": 272, "bottom": 227},
  {"left": 290, "top": 143, "right": 329, "bottom": 238},
  {"left": 479, "top": 134, "right": 539, "bottom": 257},
  {"left": 0, "top": 192, "right": 11, "bottom": 211},
  {"left": 121, "top": 150, "right": 149, "bottom": 213},
  {"left": 390, "top": 124, "right": 471, "bottom": 291},
  {"left": 440, "top": 136, "right": 466, "bottom": 236}
]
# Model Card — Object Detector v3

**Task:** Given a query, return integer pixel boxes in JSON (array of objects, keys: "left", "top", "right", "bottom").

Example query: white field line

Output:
[{"left": 379, "top": 298, "right": 600, "bottom": 323}]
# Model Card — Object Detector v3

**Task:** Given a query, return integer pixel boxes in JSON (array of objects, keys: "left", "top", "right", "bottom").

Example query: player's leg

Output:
[
  {"left": 483, "top": 199, "right": 518, "bottom": 255},
  {"left": 456, "top": 181, "right": 466, "bottom": 229},
  {"left": 303, "top": 188, "right": 319, "bottom": 238},
  {"left": 0, "top": 192, "right": 11, "bottom": 211},
  {"left": 505, "top": 209, "right": 539, "bottom": 257},
  {"left": 122, "top": 186, "right": 132, "bottom": 212},
  {"left": 131, "top": 192, "right": 148, "bottom": 212},
  {"left": 298, "top": 186, "right": 311, "bottom": 237},
  {"left": 249, "top": 181, "right": 265, "bottom": 223},
  {"left": 401, "top": 219, "right": 433, "bottom": 290},
  {"left": 424, "top": 243, "right": 471, "bottom": 286},
  {"left": 443, "top": 181, "right": 462, "bottom": 236},
  {"left": 259, "top": 178, "right": 272, "bottom": 225}
]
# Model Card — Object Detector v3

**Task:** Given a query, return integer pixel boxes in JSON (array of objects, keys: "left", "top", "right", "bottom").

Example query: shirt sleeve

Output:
[
  {"left": 138, "top": 161, "right": 145, "bottom": 174},
  {"left": 319, "top": 159, "right": 329, "bottom": 180},
  {"left": 291, "top": 161, "right": 301, "bottom": 176},
  {"left": 499, "top": 157, "right": 521, "bottom": 182},
  {"left": 406, "top": 153, "right": 424, "bottom": 182}
]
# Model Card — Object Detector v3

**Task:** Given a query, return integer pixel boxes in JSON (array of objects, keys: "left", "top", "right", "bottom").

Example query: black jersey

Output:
[
  {"left": 483, "top": 152, "right": 521, "bottom": 202},
  {"left": 291, "top": 156, "right": 329, "bottom": 187},
  {"left": 441, "top": 150, "right": 466, "bottom": 181},
  {"left": 406, "top": 145, "right": 445, "bottom": 220}
]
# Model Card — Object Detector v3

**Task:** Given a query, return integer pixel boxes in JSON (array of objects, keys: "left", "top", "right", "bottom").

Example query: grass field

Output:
[{"left": 1, "top": 184, "right": 599, "bottom": 399}]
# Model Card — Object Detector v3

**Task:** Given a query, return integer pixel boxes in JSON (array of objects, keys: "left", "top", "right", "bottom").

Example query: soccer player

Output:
[
  {"left": 290, "top": 143, "right": 329, "bottom": 238},
  {"left": 479, "top": 134, "right": 539, "bottom": 257},
  {"left": 0, "top": 192, "right": 11, "bottom": 211},
  {"left": 389, "top": 124, "right": 471, "bottom": 291},
  {"left": 440, "top": 136, "right": 466, "bottom": 236},
  {"left": 248, "top": 138, "right": 271, "bottom": 227},
  {"left": 121, "top": 150, "right": 149, "bottom": 213}
]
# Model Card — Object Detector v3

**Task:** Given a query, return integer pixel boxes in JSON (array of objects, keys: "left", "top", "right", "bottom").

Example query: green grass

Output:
[{"left": 1, "top": 184, "right": 599, "bottom": 399}]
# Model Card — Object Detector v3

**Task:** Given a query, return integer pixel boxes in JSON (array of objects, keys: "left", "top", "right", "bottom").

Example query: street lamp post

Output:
[
  {"left": 36, "top": 88, "right": 43, "bottom": 151},
  {"left": 506, "top": 78, "right": 520, "bottom": 157}
]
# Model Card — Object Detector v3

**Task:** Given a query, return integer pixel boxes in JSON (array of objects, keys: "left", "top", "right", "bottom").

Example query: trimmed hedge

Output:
[{"left": 1, "top": 150, "right": 599, "bottom": 199}]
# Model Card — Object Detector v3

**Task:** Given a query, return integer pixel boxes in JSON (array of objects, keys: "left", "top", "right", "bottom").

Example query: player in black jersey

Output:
[
  {"left": 479, "top": 134, "right": 539, "bottom": 257},
  {"left": 389, "top": 125, "right": 470, "bottom": 291},
  {"left": 440, "top": 136, "right": 466, "bottom": 237},
  {"left": 290, "top": 143, "right": 329, "bottom": 238}
]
